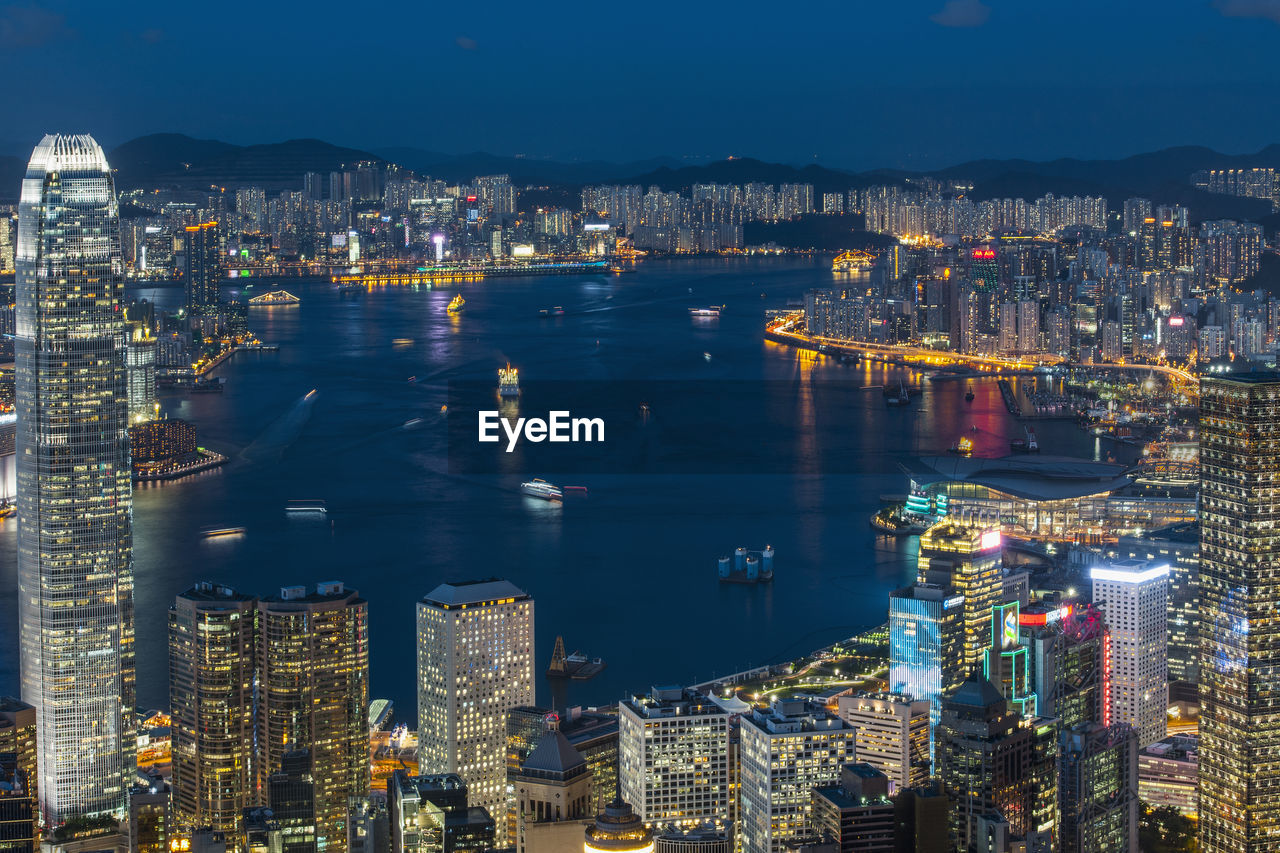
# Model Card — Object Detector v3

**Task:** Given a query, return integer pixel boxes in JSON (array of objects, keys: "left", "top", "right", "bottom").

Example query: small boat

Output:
[
  {"left": 949, "top": 436, "right": 974, "bottom": 456},
  {"left": 521, "top": 479, "right": 563, "bottom": 501},
  {"left": 286, "top": 500, "right": 327, "bottom": 514},
  {"left": 703, "top": 352, "right": 712, "bottom": 362},
  {"left": 201, "top": 526, "right": 246, "bottom": 538},
  {"left": 1012, "top": 426, "right": 1040, "bottom": 453},
  {"left": 965, "top": 385, "right": 975, "bottom": 402},
  {"left": 404, "top": 418, "right": 423, "bottom": 427},
  {"left": 446, "top": 294, "right": 465, "bottom": 314},
  {"left": 337, "top": 284, "right": 364, "bottom": 295},
  {"left": 689, "top": 305, "right": 723, "bottom": 317},
  {"left": 884, "top": 380, "right": 910, "bottom": 406},
  {"left": 539, "top": 306, "right": 565, "bottom": 317}
]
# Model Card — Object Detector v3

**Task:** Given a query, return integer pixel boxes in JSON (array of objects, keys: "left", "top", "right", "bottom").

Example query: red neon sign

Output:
[{"left": 972, "top": 249, "right": 996, "bottom": 260}]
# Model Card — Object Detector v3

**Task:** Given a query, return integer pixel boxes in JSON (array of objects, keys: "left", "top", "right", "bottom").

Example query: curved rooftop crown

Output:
[{"left": 26, "top": 133, "right": 111, "bottom": 174}]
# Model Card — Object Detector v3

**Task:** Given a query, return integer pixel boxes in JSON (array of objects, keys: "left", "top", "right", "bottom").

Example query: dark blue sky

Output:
[{"left": 7, "top": 0, "right": 1280, "bottom": 169}]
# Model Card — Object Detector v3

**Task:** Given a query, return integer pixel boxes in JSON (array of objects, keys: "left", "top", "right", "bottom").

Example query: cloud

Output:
[
  {"left": 455, "top": 35, "right": 478, "bottom": 50},
  {"left": 0, "top": 5, "right": 72, "bottom": 48},
  {"left": 139, "top": 28, "right": 164, "bottom": 43},
  {"left": 1213, "top": 0, "right": 1280, "bottom": 23},
  {"left": 930, "top": 0, "right": 991, "bottom": 27}
]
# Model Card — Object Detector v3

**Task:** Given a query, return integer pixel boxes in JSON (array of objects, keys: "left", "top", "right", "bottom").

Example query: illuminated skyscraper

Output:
[
  {"left": 887, "top": 584, "right": 965, "bottom": 761},
  {"left": 16, "top": 134, "right": 135, "bottom": 824},
  {"left": 1199, "top": 374, "right": 1280, "bottom": 851},
  {"left": 169, "top": 583, "right": 259, "bottom": 839},
  {"left": 183, "top": 221, "right": 221, "bottom": 315},
  {"left": 1091, "top": 560, "right": 1169, "bottom": 746},
  {"left": 259, "top": 583, "right": 369, "bottom": 853},
  {"left": 417, "top": 580, "right": 534, "bottom": 840},
  {"left": 916, "top": 521, "right": 1003, "bottom": 677}
]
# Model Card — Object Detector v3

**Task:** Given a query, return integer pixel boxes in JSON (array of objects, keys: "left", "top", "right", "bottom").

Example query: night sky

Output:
[{"left": 6, "top": 0, "right": 1280, "bottom": 168}]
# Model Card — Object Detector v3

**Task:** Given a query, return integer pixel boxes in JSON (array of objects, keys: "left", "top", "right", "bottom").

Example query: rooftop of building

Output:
[
  {"left": 421, "top": 578, "right": 529, "bottom": 607},
  {"left": 742, "top": 698, "right": 851, "bottom": 735},
  {"left": 1140, "top": 734, "right": 1199, "bottom": 762},
  {"left": 910, "top": 454, "right": 1133, "bottom": 502},
  {"left": 176, "top": 581, "right": 256, "bottom": 604},
  {"left": 521, "top": 729, "right": 588, "bottom": 777},
  {"left": 623, "top": 686, "right": 727, "bottom": 719},
  {"left": 260, "top": 581, "right": 363, "bottom": 606}
]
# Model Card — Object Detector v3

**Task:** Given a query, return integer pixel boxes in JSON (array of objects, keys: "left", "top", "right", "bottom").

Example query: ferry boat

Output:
[
  {"left": 446, "top": 294, "right": 465, "bottom": 314},
  {"left": 285, "top": 499, "right": 328, "bottom": 514},
  {"left": 520, "top": 479, "right": 562, "bottom": 501},
  {"left": 689, "top": 305, "right": 723, "bottom": 317},
  {"left": 539, "top": 306, "right": 565, "bottom": 317},
  {"left": 948, "top": 436, "right": 974, "bottom": 456},
  {"left": 248, "top": 290, "right": 301, "bottom": 305},
  {"left": 498, "top": 363, "right": 520, "bottom": 397},
  {"left": 201, "top": 526, "right": 246, "bottom": 538}
]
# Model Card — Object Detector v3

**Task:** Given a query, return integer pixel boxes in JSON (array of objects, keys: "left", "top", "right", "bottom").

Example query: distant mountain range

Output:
[{"left": 0, "top": 134, "right": 1277, "bottom": 225}]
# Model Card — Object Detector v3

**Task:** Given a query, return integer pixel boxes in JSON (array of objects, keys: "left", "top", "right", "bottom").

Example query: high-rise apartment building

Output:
[
  {"left": 618, "top": 687, "right": 731, "bottom": 824},
  {"left": 183, "top": 221, "right": 221, "bottom": 315},
  {"left": 1200, "top": 373, "right": 1280, "bottom": 851},
  {"left": 738, "top": 699, "right": 855, "bottom": 853},
  {"left": 16, "top": 134, "right": 135, "bottom": 824},
  {"left": 916, "top": 521, "right": 1003, "bottom": 676},
  {"left": 835, "top": 693, "right": 929, "bottom": 791},
  {"left": 169, "top": 583, "right": 260, "bottom": 838},
  {"left": 1091, "top": 559, "right": 1169, "bottom": 746},
  {"left": 416, "top": 580, "right": 534, "bottom": 839},
  {"left": 259, "top": 583, "right": 369, "bottom": 853}
]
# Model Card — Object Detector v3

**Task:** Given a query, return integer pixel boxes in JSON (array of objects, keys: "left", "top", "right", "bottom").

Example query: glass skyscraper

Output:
[
  {"left": 1200, "top": 373, "right": 1280, "bottom": 851},
  {"left": 888, "top": 583, "right": 964, "bottom": 762},
  {"left": 15, "top": 134, "right": 135, "bottom": 824}
]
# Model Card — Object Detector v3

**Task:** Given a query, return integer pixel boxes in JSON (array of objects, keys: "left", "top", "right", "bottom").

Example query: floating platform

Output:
[{"left": 546, "top": 636, "right": 606, "bottom": 680}]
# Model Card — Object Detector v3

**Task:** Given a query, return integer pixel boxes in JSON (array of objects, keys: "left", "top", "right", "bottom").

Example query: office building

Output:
[
  {"left": 1021, "top": 603, "right": 1104, "bottom": 730},
  {"left": 511, "top": 720, "right": 594, "bottom": 853},
  {"left": 1139, "top": 735, "right": 1198, "bottom": 817},
  {"left": 916, "top": 521, "right": 1003, "bottom": 676},
  {"left": 346, "top": 797, "right": 388, "bottom": 853},
  {"left": 259, "top": 583, "right": 369, "bottom": 853},
  {"left": 0, "top": 754, "right": 35, "bottom": 853},
  {"left": 17, "top": 133, "right": 135, "bottom": 824},
  {"left": 935, "top": 675, "right": 1058, "bottom": 851},
  {"left": 1113, "top": 522, "right": 1200, "bottom": 687},
  {"left": 129, "top": 776, "right": 171, "bottom": 853},
  {"left": 738, "top": 699, "right": 856, "bottom": 853},
  {"left": 887, "top": 584, "right": 965, "bottom": 759},
  {"left": 618, "top": 687, "right": 730, "bottom": 824},
  {"left": 417, "top": 580, "right": 533, "bottom": 840},
  {"left": 388, "top": 773, "right": 495, "bottom": 853},
  {"left": 0, "top": 699, "right": 35, "bottom": 845},
  {"left": 1090, "top": 560, "right": 1169, "bottom": 746},
  {"left": 268, "top": 751, "right": 318, "bottom": 853},
  {"left": 170, "top": 583, "right": 259, "bottom": 839},
  {"left": 1058, "top": 723, "right": 1138, "bottom": 853},
  {"left": 890, "top": 782, "right": 948, "bottom": 853},
  {"left": 810, "top": 764, "right": 895, "bottom": 853},
  {"left": 1200, "top": 373, "right": 1280, "bottom": 852},
  {"left": 834, "top": 694, "right": 929, "bottom": 791}
]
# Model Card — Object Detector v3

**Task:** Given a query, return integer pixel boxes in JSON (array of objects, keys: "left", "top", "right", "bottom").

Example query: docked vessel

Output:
[
  {"left": 285, "top": 499, "right": 328, "bottom": 514},
  {"left": 689, "top": 305, "right": 723, "bottom": 317},
  {"left": 498, "top": 363, "right": 520, "bottom": 397},
  {"left": 446, "top": 294, "right": 465, "bottom": 314},
  {"left": 520, "top": 479, "right": 562, "bottom": 501},
  {"left": 948, "top": 436, "right": 974, "bottom": 456},
  {"left": 248, "top": 290, "right": 301, "bottom": 305},
  {"left": 884, "top": 380, "right": 910, "bottom": 406}
]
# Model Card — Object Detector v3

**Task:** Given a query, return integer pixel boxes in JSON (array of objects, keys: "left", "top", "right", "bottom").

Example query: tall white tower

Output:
[
  {"left": 16, "top": 134, "right": 135, "bottom": 824},
  {"left": 1091, "top": 559, "right": 1169, "bottom": 747}
]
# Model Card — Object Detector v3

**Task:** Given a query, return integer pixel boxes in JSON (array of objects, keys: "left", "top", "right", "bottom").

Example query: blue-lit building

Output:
[{"left": 888, "top": 583, "right": 965, "bottom": 761}]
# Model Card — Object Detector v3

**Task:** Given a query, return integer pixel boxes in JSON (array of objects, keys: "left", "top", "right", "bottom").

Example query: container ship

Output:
[{"left": 498, "top": 363, "right": 520, "bottom": 397}]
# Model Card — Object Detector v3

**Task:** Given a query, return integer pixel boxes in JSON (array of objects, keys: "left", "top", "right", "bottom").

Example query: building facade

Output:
[
  {"left": 1090, "top": 560, "right": 1169, "bottom": 746},
  {"left": 16, "top": 134, "right": 135, "bottom": 824}
]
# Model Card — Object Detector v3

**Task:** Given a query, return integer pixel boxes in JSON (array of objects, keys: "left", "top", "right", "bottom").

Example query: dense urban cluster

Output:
[{"left": 4, "top": 127, "right": 1280, "bottom": 853}]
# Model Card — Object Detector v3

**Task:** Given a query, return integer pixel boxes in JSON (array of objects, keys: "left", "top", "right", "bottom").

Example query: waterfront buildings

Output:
[
  {"left": 1090, "top": 559, "right": 1169, "bottom": 746},
  {"left": 1199, "top": 373, "right": 1280, "bottom": 852},
  {"left": 16, "top": 133, "right": 135, "bottom": 824},
  {"left": 169, "top": 583, "right": 260, "bottom": 839},
  {"left": 1058, "top": 723, "right": 1139, "bottom": 853},
  {"left": 916, "top": 520, "right": 1003, "bottom": 676},
  {"left": 416, "top": 580, "right": 534, "bottom": 839},
  {"left": 934, "top": 675, "right": 1058, "bottom": 851},
  {"left": 618, "top": 687, "right": 731, "bottom": 825},
  {"left": 738, "top": 699, "right": 856, "bottom": 853},
  {"left": 259, "top": 583, "right": 369, "bottom": 853},
  {"left": 834, "top": 694, "right": 929, "bottom": 791}
]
